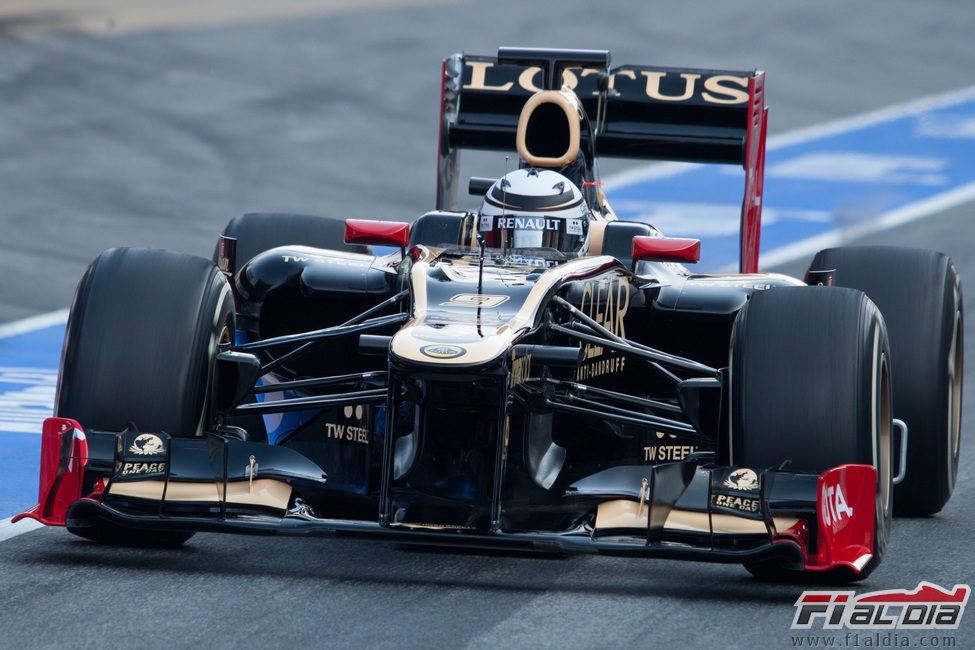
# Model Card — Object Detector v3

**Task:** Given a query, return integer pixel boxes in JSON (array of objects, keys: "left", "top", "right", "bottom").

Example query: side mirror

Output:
[
  {"left": 344, "top": 219, "right": 410, "bottom": 248},
  {"left": 631, "top": 236, "right": 700, "bottom": 265}
]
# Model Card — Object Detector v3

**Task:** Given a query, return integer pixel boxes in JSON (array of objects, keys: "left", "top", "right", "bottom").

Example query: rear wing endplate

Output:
[{"left": 437, "top": 49, "right": 767, "bottom": 273}]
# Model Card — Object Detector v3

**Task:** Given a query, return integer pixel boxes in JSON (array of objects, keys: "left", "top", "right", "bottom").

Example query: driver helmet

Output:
[{"left": 478, "top": 168, "right": 590, "bottom": 255}]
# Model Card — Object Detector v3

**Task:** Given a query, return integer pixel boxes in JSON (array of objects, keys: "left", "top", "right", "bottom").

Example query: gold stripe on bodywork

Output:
[
  {"left": 588, "top": 221, "right": 607, "bottom": 255},
  {"left": 222, "top": 479, "right": 292, "bottom": 510},
  {"left": 108, "top": 479, "right": 292, "bottom": 511},
  {"left": 594, "top": 499, "right": 799, "bottom": 535},
  {"left": 594, "top": 498, "right": 648, "bottom": 529}
]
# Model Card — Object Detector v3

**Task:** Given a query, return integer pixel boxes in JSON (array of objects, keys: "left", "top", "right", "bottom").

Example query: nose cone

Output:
[
  {"left": 392, "top": 250, "right": 538, "bottom": 367},
  {"left": 390, "top": 323, "right": 517, "bottom": 367}
]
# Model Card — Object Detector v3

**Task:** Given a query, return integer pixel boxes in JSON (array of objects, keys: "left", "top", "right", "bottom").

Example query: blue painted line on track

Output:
[
  {"left": 0, "top": 322, "right": 64, "bottom": 518},
  {"left": 0, "top": 433, "right": 46, "bottom": 519},
  {"left": 607, "top": 87, "right": 975, "bottom": 272},
  {"left": 3, "top": 87, "right": 975, "bottom": 520}
]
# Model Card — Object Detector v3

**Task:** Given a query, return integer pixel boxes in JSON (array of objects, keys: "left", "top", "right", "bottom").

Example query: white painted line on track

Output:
[
  {"left": 767, "top": 84, "right": 975, "bottom": 149},
  {"left": 759, "top": 180, "right": 975, "bottom": 268},
  {"left": 604, "top": 84, "right": 975, "bottom": 269},
  {"left": 606, "top": 84, "right": 975, "bottom": 190},
  {"left": 603, "top": 161, "right": 703, "bottom": 187},
  {"left": 0, "top": 516, "right": 42, "bottom": 542},
  {"left": 0, "top": 309, "right": 69, "bottom": 338}
]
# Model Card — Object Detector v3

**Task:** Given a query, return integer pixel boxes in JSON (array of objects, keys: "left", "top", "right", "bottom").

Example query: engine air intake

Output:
[{"left": 516, "top": 90, "right": 581, "bottom": 168}]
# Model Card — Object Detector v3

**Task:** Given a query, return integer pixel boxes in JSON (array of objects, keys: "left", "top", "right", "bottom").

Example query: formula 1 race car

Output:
[{"left": 17, "top": 48, "right": 963, "bottom": 581}]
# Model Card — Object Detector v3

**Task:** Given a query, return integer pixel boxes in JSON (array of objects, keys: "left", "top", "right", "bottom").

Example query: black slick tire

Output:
[
  {"left": 211, "top": 212, "right": 366, "bottom": 440},
  {"left": 57, "top": 247, "right": 234, "bottom": 547},
  {"left": 807, "top": 246, "right": 963, "bottom": 516},
  {"left": 731, "top": 287, "right": 893, "bottom": 582},
  {"left": 212, "top": 212, "right": 368, "bottom": 268}
]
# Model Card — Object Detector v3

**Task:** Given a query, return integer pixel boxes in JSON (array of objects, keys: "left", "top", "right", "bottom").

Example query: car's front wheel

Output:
[
  {"left": 731, "top": 287, "right": 892, "bottom": 581},
  {"left": 57, "top": 247, "right": 234, "bottom": 547}
]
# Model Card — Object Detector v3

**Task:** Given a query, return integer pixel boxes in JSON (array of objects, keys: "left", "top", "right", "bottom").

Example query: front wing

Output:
[{"left": 16, "top": 417, "right": 877, "bottom": 574}]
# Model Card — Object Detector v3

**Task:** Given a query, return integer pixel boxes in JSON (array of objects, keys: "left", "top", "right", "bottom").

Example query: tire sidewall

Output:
[
  {"left": 942, "top": 263, "right": 963, "bottom": 501},
  {"left": 861, "top": 308, "right": 892, "bottom": 576},
  {"left": 189, "top": 268, "right": 235, "bottom": 436}
]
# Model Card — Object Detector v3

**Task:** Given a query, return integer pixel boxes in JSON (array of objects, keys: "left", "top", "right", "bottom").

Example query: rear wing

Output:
[{"left": 436, "top": 48, "right": 767, "bottom": 273}]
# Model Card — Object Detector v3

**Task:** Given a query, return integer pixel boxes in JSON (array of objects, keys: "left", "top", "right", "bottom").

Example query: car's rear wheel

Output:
[
  {"left": 806, "top": 246, "right": 962, "bottom": 515},
  {"left": 57, "top": 247, "right": 234, "bottom": 547},
  {"left": 211, "top": 212, "right": 366, "bottom": 441},
  {"left": 731, "top": 287, "right": 892, "bottom": 581},
  {"left": 212, "top": 212, "right": 367, "bottom": 268}
]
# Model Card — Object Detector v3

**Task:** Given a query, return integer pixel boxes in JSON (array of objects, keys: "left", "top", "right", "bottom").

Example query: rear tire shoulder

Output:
[
  {"left": 808, "top": 246, "right": 962, "bottom": 515},
  {"left": 214, "top": 212, "right": 368, "bottom": 268}
]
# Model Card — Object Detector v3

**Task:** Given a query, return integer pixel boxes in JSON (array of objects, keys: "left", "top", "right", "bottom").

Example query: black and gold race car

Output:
[{"left": 18, "top": 48, "right": 963, "bottom": 581}]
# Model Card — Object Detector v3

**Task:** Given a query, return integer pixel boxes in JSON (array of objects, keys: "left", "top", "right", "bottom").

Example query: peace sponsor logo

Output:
[
  {"left": 114, "top": 460, "right": 167, "bottom": 477},
  {"left": 128, "top": 433, "right": 166, "bottom": 456},
  {"left": 419, "top": 344, "right": 467, "bottom": 359},
  {"left": 712, "top": 493, "right": 760, "bottom": 514},
  {"left": 722, "top": 467, "right": 759, "bottom": 491},
  {"left": 791, "top": 582, "right": 970, "bottom": 631}
]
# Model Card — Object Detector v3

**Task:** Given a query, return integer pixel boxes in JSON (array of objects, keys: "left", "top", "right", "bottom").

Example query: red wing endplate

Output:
[
  {"left": 13, "top": 417, "right": 89, "bottom": 526},
  {"left": 775, "top": 464, "right": 878, "bottom": 574}
]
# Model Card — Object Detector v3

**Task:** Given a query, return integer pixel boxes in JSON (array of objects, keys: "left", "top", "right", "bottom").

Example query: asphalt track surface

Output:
[{"left": 1, "top": 2, "right": 974, "bottom": 648}]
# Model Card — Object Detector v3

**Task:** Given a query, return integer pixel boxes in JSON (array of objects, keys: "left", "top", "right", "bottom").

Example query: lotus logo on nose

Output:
[{"left": 420, "top": 344, "right": 467, "bottom": 359}]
